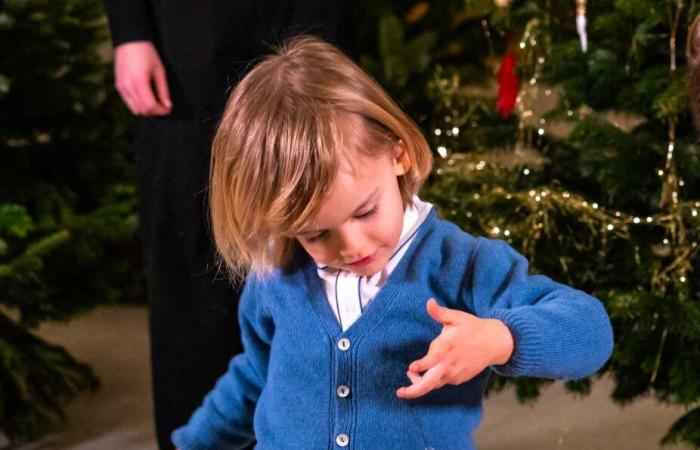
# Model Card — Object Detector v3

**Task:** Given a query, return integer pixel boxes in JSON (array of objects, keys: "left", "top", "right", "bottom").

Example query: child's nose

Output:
[{"left": 337, "top": 228, "right": 364, "bottom": 259}]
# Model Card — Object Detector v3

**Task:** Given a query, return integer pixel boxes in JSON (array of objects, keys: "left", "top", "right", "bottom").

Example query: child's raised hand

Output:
[{"left": 396, "top": 298, "right": 514, "bottom": 400}]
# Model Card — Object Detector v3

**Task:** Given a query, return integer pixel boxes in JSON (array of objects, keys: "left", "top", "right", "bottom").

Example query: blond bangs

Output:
[{"left": 209, "top": 35, "right": 433, "bottom": 279}]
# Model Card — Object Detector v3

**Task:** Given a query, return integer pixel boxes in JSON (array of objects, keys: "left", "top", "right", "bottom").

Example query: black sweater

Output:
[{"left": 103, "top": 0, "right": 345, "bottom": 119}]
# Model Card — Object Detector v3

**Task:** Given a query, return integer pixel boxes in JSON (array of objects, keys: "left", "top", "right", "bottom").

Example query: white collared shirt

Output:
[{"left": 316, "top": 196, "right": 433, "bottom": 331}]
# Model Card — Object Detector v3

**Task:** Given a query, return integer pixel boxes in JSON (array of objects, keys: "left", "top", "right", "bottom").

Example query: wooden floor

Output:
[{"left": 9, "top": 305, "right": 691, "bottom": 450}]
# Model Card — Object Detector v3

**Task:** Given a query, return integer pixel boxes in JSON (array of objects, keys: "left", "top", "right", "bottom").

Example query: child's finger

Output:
[
  {"left": 406, "top": 369, "right": 421, "bottom": 385},
  {"left": 426, "top": 298, "right": 460, "bottom": 326},
  {"left": 409, "top": 338, "right": 448, "bottom": 373},
  {"left": 396, "top": 364, "right": 446, "bottom": 399}
]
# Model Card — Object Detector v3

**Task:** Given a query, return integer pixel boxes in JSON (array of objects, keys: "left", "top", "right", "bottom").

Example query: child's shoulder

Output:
[
  {"left": 247, "top": 264, "right": 303, "bottom": 292},
  {"left": 424, "top": 212, "right": 523, "bottom": 268},
  {"left": 425, "top": 213, "right": 482, "bottom": 251}
]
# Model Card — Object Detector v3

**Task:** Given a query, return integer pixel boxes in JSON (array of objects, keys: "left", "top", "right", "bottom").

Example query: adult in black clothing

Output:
[{"left": 102, "top": 2, "right": 346, "bottom": 448}]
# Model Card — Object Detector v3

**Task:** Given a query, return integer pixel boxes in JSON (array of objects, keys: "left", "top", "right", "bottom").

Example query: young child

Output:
[{"left": 172, "top": 36, "right": 614, "bottom": 450}]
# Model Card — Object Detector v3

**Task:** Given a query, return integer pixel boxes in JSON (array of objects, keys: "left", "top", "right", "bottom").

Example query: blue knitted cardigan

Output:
[{"left": 172, "top": 210, "right": 614, "bottom": 450}]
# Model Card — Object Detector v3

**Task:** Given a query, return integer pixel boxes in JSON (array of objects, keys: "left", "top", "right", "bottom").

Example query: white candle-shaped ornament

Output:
[{"left": 576, "top": 0, "right": 588, "bottom": 53}]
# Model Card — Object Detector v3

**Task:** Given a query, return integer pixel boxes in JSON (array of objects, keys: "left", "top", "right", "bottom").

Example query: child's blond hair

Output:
[{"left": 209, "top": 35, "right": 433, "bottom": 278}]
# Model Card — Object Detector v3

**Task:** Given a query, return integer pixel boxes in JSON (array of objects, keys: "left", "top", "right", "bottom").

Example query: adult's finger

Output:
[
  {"left": 134, "top": 74, "right": 167, "bottom": 116},
  {"left": 117, "top": 83, "right": 140, "bottom": 115},
  {"left": 153, "top": 66, "right": 172, "bottom": 111}
]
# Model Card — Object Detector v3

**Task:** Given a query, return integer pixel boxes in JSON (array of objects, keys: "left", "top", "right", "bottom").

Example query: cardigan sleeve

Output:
[
  {"left": 171, "top": 276, "right": 274, "bottom": 450},
  {"left": 462, "top": 237, "right": 614, "bottom": 380},
  {"left": 103, "top": 0, "right": 157, "bottom": 47}
]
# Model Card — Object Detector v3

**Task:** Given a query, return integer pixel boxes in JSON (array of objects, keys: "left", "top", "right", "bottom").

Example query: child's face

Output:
[{"left": 295, "top": 145, "right": 410, "bottom": 277}]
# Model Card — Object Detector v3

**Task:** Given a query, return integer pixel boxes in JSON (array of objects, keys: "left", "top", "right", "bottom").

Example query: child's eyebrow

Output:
[{"left": 300, "top": 188, "right": 380, "bottom": 235}]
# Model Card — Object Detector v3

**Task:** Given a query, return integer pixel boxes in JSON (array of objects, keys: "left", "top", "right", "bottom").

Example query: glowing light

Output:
[
  {"left": 523, "top": 168, "right": 530, "bottom": 175},
  {"left": 663, "top": 238, "right": 669, "bottom": 245},
  {"left": 633, "top": 217, "right": 641, "bottom": 224},
  {"left": 646, "top": 217, "right": 653, "bottom": 223},
  {"left": 592, "top": 203, "right": 599, "bottom": 209},
  {"left": 434, "top": 128, "right": 442, "bottom": 136},
  {"left": 491, "top": 226, "right": 501, "bottom": 235},
  {"left": 519, "top": 42, "right": 526, "bottom": 49},
  {"left": 680, "top": 276, "right": 687, "bottom": 283},
  {"left": 658, "top": 169, "right": 664, "bottom": 176},
  {"left": 538, "top": 128, "right": 545, "bottom": 136},
  {"left": 452, "top": 127, "right": 459, "bottom": 136},
  {"left": 437, "top": 146, "right": 448, "bottom": 158},
  {"left": 607, "top": 224, "right": 614, "bottom": 231}
]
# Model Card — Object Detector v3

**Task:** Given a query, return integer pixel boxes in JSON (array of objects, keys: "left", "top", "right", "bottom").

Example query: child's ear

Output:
[{"left": 393, "top": 140, "right": 411, "bottom": 176}]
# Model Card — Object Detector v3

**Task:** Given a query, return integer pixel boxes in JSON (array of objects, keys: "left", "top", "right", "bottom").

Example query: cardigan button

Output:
[
  {"left": 336, "top": 384, "right": 350, "bottom": 398},
  {"left": 337, "top": 338, "right": 350, "bottom": 351},
  {"left": 336, "top": 433, "right": 349, "bottom": 447}
]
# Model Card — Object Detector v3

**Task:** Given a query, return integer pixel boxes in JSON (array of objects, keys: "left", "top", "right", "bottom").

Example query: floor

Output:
[{"left": 8, "top": 305, "right": 692, "bottom": 450}]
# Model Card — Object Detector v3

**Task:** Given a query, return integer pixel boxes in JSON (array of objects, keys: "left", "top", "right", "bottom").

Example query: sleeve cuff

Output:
[
  {"left": 103, "top": 0, "right": 157, "bottom": 47},
  {"left": 486, "top": 307, "right": 546, "bottom": 377}
]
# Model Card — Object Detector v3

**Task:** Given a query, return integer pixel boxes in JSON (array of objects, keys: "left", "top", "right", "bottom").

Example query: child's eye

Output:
[
  {"left": 306, "top": 230, "right": 329, "bottom": 243},
  {"left": 356, "top": 206, "right": 377, "bottom": 219}
]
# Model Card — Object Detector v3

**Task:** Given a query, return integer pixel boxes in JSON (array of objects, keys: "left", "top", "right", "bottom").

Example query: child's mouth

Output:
[{"left": 349, "top": 254, "right": 373, "bottom": 267}]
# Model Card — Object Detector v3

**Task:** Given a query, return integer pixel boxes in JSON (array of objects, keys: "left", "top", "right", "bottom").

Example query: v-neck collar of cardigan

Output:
[
  {"left": 302, "top": 207, "right": 438, "bottom": 341},
  {"left": 315, "top": 196, "right": 434, "bottom": 331}
]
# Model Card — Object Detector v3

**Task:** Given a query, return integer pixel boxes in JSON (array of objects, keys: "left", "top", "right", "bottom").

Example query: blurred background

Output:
[{"left": 1, "top": 0, "right": 699, "bottom": 449}]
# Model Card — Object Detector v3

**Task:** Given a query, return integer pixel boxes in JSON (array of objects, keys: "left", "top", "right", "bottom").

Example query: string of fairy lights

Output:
[{"left": 430, "top": 0, "right": 699, "bottom": 289}]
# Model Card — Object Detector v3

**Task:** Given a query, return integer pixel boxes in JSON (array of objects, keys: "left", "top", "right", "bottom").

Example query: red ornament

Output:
[{"left": 496, "top": 52, "right": 520, "bottom": 119}]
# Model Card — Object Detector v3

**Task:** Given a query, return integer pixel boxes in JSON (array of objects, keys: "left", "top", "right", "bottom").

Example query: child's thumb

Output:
[{"left": 426, "top": 298, "right": 455, "bottom": 325}]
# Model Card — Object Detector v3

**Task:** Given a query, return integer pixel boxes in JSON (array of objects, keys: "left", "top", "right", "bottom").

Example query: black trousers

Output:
[{"left": 134, "top": 117, "right": 245, "bottom": 450}]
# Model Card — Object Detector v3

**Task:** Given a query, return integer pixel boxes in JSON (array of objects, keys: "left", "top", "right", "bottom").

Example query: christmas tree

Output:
[
  {"left": 355, "top": 0, "right": 700, "bottom": 447},
  {"left": 0, "top": 0, "right": 139, "bottom": 443}
]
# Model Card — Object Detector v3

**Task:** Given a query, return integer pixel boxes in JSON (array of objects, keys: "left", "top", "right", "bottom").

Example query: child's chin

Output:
[{"left": 347, "top": 260, "right": 385, "bottom": 277}]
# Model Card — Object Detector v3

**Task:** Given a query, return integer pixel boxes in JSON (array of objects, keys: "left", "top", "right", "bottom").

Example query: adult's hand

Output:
[{"left": 114, "top": 41, "right": 172, "bottom": 116}]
